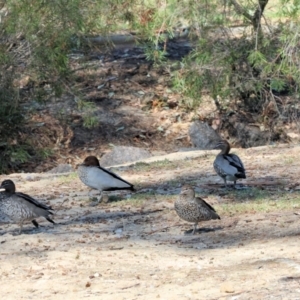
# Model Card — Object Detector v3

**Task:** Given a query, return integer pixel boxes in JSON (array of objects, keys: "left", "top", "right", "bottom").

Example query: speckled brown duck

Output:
[
  {"left": 77, "top": 156, "right": 135, "bottom": 205},
  {"left": 0, "top": 179, "right": 55, "bottom": 234},
  {"left": 213, "top": 140, "right": 246, "bottom": 187},
  {"left": 175, "top": 185, "right": 220, "bottom": 234}
]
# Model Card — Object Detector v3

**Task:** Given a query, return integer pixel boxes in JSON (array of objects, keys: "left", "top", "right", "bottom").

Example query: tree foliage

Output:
[{"left": 172, "top": 1, "right": 300, "bottom": 114}]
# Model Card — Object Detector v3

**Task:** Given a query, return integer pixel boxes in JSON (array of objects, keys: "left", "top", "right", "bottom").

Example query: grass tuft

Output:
[
  {"left": 58, "top": 172, "right": 78, "bottom": 183},
  {"left": 215, "top": 187, "right": 300, "bottom": 216}
]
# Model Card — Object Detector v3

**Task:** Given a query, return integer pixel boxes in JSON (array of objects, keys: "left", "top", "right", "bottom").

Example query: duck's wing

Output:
[
  {"left": 99, "top": 166, "right": 134, "bottom": 188},
  {"left": 224, "top": 154, "right": 246, "bottom": 177},
  {"left": 16, "top": 192, "right": 54, "bottom": 213},
  {"left": 195, "top": 197, "right": 221, "bottom": 219},
  {"left": 194, "top": 197, "right": 217, "bottom": 212},
  {"left": 89, "top": 166, "right": 135, "bottom": 191},
  {"left": 215, "top": 155, "right": 240, "bottom": 176}
]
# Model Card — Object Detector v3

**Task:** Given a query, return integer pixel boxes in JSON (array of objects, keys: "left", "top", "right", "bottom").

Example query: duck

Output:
[
  {"left": 77, "top": 155, "right": 135, "bottom": 205},
  {"left": 213, "top": 139, "right": 246, "bottom": 187},
  {"left": 174, "top": 185, "right": 220, "bottom": 234},
  {"left": 0, "top": 179, "right": 55, "bottom": 234}
]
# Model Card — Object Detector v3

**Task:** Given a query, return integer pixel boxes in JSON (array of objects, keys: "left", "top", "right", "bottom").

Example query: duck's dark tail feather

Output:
[
  {"left": 104, "top": 185, "right": 136, "bottom": 192},
  {"left": 236, "top": 173, "right": 246, "bottom": 179},
  {"left": 46, "top": 217, "right": 56, "bottom": 224},
  {"left": 32, "top": 220, "right": 39, "bottom": 228}
]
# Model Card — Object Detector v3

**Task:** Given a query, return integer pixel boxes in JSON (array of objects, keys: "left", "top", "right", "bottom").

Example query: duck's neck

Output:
[{"left": 220, "top": 142, "right": 230, "bottom": 155}]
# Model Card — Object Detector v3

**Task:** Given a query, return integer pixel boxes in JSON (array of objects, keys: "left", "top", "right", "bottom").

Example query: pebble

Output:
[{"left": 220, "top": 282, "right": 235, "bottom": 293}]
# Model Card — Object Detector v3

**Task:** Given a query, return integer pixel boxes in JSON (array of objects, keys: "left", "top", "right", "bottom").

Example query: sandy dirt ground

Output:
[{"left": 1, "top": 144, "right": 300, "bottom": 299}]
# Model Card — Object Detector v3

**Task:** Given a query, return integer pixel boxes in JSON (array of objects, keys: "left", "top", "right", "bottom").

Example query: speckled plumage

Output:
[
  {"left": 175, "top": 185, "right": 220, "bottom": 234},
  {"left": 213, "top": 140, "right": 246, "bottom": 187},
  {"left": 0, "top": 180, "right": 55, "bottom": 233},
  {"left": 77, "top": 156, "right": 135, "bottom": 205}
]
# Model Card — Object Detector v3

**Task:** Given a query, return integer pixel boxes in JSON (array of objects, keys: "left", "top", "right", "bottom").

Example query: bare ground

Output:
[{"left": 1, "top": 144, "right": 300, "bottom": 299}]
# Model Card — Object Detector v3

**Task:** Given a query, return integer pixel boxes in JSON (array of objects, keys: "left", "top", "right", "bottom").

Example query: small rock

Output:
[
  {"left": 114, "top": 228, "right": 123, "bottom": 235},
  {"left": 220, "top": 282, "right": 235, "bottom": 293},
  {"left": 287, "top": 132, "right": 300, "bottom": 139},
  {"left": 26, "top": 175, "right": 36, "bottom": 181}
]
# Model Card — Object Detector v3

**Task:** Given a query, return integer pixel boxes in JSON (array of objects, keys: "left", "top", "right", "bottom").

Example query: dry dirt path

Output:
[{"left": 1, "top": 144, "right": 300, "bottom": 299}]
